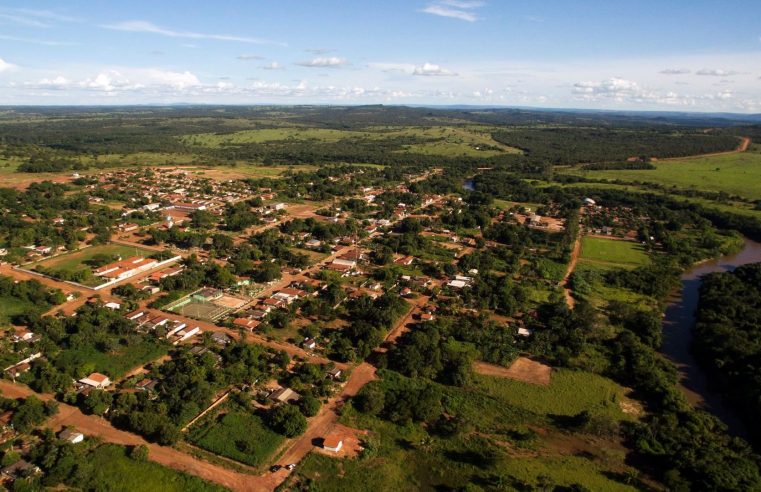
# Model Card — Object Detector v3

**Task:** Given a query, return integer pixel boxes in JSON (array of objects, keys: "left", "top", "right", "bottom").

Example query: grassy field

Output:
[
  {"left": 54, "top": 340, "right": 167, "bottom": 379},
  {"left": 575, "top": 150, "right": 761, "bottom": 200},
  {"left": 579, "top": 236, "right": 649, "bottom": 270},
  {"left": 187, "top": 410, "right": 284, "bottom": 467},
  {"left": 83, "top": 444, "right": 226, "bottom": 492},
  {"left": 181, "top": 125, "right": 522, "bottom": 157},
  {"left": 0, "top": 296, "right": 35, "bottom": 325},
  {"left": 34, "top": 244, "right": 155, "bottom": 272},
  {"left": 472, "top": 369, "right": 634, "bottom": 421}
]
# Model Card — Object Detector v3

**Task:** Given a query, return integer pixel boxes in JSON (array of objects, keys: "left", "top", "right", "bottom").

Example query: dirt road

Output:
[
  {"left": 561, "top": 232, "right": 582, "bottom": 309},
  {"left": 660, "top": 135, "right": 751, "bottom": 161}
]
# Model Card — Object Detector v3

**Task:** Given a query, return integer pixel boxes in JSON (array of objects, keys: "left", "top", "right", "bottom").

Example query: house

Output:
[
  {"left": 400, "top": 287, "right": 413, "bottom": 297},
  {"left": 233, "top": 318, "right": 261, "bottom": 331},
  {"left": 583, "top": 197, "right": 597, "bottom": 206},
  {"left": 517, "top": 327, "right": 533, "bottom": 337},
  {"left": 326, "top": 367, "right": 343, "bottom": 380},
  {"left": 269, "top": 202, "right": 286, "bottom": 211},
  {"left": 58, "top": 428, "right": 85, "bottom": 444},
  {"left": 210, "top": 332, "right": 233, "bottom": 346},
  {"left": 11, "top": 327, "right": 37, "bottom": 343},
  {"left": 302, "top": 337, "right": 317, "bottom": 350},
  {"left": 269, "top": 387, "right": 299, "bottom": 404},
  {"left": 394, "top": 255, "right": 414, "bottom": 266},
  {"left": 447, "top": 279, "right": 468, "bottom": 289},
  {"left": 322, "top": 433, "right": 343, "bottom": 453},
  {"left": 104, "top": 301, "right": 121, "bottom": 310},
  {"left": 78, "top": 372, "right": 111, "bottom": 389},
  {"left": 135, "top": 378, "right": 159, "bottom": 392},
  {"left": 420, "top": 313, "right": 435, "bottom": 322},
  {"left": 1, "top": 460, "right": 41, "bottom": 480},
  {"left": 305, "top": 239, "right": 322, "bottom": 249}
]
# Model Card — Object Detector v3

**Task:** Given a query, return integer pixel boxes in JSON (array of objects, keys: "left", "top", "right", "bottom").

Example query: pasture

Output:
[
  {"left": 180, "top": 125, "right": 522, "bottom": 157},
  {"left": 576, "top": 150, "right": 761, "bottom": 200},
  {"left": 579, "top": 236, "right": 649, "bottom": 270}
]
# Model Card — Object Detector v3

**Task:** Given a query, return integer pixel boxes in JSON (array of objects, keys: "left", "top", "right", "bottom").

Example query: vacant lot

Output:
[
  {"left": 579, "top": 236, "right": 649, "bottom": 269},
  {"left": 187, "top": 410, "right": 284, "bottom": 467},
  {"left": 83, "top": 444, "right": 226, "bottom": 492},
  {"left": 54, "top": 340, "right": 168, "bottom": 379},
  {"left": 473, "top": 369, "right": 633, "bottom": 421},
  {"left": 577, "top": 150, "right": 761, "bottom": 200}
]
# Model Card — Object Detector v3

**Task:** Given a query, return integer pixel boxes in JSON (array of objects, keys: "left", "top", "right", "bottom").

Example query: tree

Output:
[
  {"left": 299, "top": 395, "right": 321, "bottom": 417},
  {"left": 267, "top": 404, "right": 307, "bottom": 437}
]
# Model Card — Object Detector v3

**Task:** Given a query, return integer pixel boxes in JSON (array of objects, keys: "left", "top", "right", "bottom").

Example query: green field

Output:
[
  {"left": 473, "top": 369, "right": 634, "bottom": 421},
  {"left": 187, "top": 410, "right": 284, "bottom": 467},
  {"left": 81, "top": 444, "right": 225, "bottom": 492},
  {"left": 35, "top": 244, "right": 155, "bottom": 271},
  {"left": 54, "top": 340, "right": 167, "bottom": 379},
  {"left": 181, "top": 125, "right": 521, "bottom": 157},
  {"left": 575, "top": 150, "right": 761, "bottom": 200},
  {"left": 0, "top": 296, "right": 33, "bottom": 325},
  {"left": 579, "top": 236, "right": 649, "bottom": 269}
]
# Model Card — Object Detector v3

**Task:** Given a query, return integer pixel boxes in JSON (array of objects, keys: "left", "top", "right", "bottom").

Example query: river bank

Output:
[{"left": 660, "top": 237, "right": 761, "bottom": 437}]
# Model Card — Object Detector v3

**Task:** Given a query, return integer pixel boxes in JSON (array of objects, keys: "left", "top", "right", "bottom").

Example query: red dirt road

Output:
[{"left": 561, "top": 231, "right": 582, "bottom": 309}]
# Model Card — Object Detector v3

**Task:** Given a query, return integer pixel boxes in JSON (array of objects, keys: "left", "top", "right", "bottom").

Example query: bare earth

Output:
[{"left": 473, "top": 358, "right": 552, "bottom": 386}]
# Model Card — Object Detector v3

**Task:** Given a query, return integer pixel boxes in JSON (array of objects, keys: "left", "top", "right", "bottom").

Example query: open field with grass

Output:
[
  {"left": 83, "top": 444, "right": 226, "bottom": 492},
  {"left": 578, "top": 236, "right": 649, "bottom": 270},
  {"left": 473, "top": 369, "right": 634, "bottom": 421},
  {"left": 54, "top": 340, "right": 168, "bottom": 379},
  {"left": 0, "top": 296, "right": 33, "bottom": 324},
  {"left": 180, "top": 125, "right": 522, "bottom": 157},
  {"left": 187, "top": 410, "right": 284, "bottom": 467},
  {"left": 573, "top": 150, "right": 761, "bottom": 200},
  {"left": 33, "top": 244, "right": 155, "bottom": 271}
]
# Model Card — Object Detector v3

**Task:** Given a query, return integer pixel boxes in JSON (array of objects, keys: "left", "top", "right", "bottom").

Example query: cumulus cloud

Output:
[
  {"left": 413, "top": 62, "right": 458, "bottom": 76},
  {"left": 23, "top": 69, "right": 201, "bottom": 93},
  {"left": 660, "top": 68, "right": 691, "bottom": 75},
  {"left": 101, "top": 20, "right": 285, "bottom": 45},
  {"left": 295, "top": 56, "right": 347, "bottom": 68},
  {"left": 237, "top": 54, "right": 264, "bottom": 60},
  {"left": 421, "top": 0, "right": 484, "bottom": 22},
  {"left": 0, "top": 58, "right": 17, "bottom": 73},
  {"left": 696, "top": 68, "right": 739, "bottom": 76}
]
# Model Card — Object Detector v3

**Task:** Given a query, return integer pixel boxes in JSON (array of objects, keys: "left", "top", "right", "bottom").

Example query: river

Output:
[{"left": 660, "top": 237, "right": 761, "bottom": 437}]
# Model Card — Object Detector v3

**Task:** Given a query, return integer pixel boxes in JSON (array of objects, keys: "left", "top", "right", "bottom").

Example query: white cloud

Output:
[
  {"left": 696, "top": 68, "right": 739, "bottom": 76},
  {"left": 101, "top": 20, "right": 285, "bottom": 45},
  {"left": 421, "top": 1, "right": 484, "bottom": 22},
  {"left": 0, "top": 34, "right": 77, "bottom": 46},
  {"left": 413, "top": 62, "right": 458, "bottom": 76},
  {"left": 0, "top": 58, "right": 16, "bottom": 73},
  {"left": 260, "top": 62, "right": 283, "bottom": 70},
  {"left": 660, "top": 68, "right": 691, "bottom": 75},
  {"left": 237, "top": 54, "right": 264, "bottom": 60},
  {"left": 296, "top": 56, "right": 347, "bottom": 68}
]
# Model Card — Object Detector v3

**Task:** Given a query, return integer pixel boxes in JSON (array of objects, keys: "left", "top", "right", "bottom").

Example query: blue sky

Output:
[{"left": 1, "top": 0, "right": 760, "bottom": 111}]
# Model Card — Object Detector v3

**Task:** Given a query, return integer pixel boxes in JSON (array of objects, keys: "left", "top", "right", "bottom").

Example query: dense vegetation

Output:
[{"left": 694, "top": 263, "right": 761, "bottom": 447}]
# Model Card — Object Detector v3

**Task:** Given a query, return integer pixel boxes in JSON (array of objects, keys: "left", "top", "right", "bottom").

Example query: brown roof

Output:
[{"left": 323, "top": 433, "right": 343, "bottom": 449}]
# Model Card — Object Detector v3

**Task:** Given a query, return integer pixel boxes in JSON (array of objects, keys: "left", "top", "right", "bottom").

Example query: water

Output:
[
  {"left": 660, "top": 237, "right": 761, "bottom": 437},
  {"left": 462, "top": 179, "right": 475, "bottom": 191}
]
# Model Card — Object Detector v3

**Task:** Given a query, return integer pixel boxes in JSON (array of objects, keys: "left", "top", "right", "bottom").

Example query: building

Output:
[
  {"left": 94, "top": 256, "right": 158, "bottom": 281},
  {"left": 193, "top": 288, "right": 223, "bottom": 302},
  {"left": 269, "top": 387, "right": 299, "bottom": 404},
  {"left": 78, "top": 372, "right": 111, "bottom": 389},
  {"left": 58, "top": 428, "right": 85, "bottom": 444},
  {"left": 326, "top": 367, "right": 343, "bottom": 380},
  {"left": 322, "top": 434, "right": 343, "bottom": 453},
  {"left": 210, "top": 332, "right": 233, "bottom": 346},
  {"left": 233, "top": 318, "right": 261, "bottom": 331}
]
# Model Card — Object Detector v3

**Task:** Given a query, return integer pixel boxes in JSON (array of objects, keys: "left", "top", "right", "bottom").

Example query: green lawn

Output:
[
  {"left": 187, "top": 410, "right": 284, "bottom": 467},
  {"left": 54, "top": 340, "right": 168, "bottom": 379},
  {"left": 579, "top": 236, "right": 649, "bottom": 269},
  {"left": 575, "top": 150, "right": 761, "bottom": 200},
  {"left": 83, "top": 444, "right": 225, "bottom": 492}
]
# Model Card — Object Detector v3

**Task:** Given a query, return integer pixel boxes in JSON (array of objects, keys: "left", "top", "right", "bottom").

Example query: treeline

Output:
[
  {"left": 693, "top": 263, "right": 761, "bottom": 447},
  {"left": 491, "top": 127, "right": 739, "bottom": 165}
]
